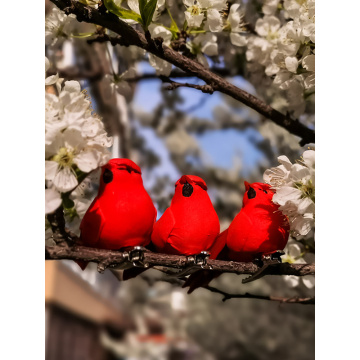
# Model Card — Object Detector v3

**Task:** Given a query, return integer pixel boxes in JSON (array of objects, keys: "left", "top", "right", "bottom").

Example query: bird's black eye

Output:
[
  {"left": 103, "top": 168, "right": 113, "bottom": 184},
  {"left": 182, "top": 182, "right": 193, "bottom": 197},
  {"left": 247, "top": 187, "right": 256, "bottom": 199}
]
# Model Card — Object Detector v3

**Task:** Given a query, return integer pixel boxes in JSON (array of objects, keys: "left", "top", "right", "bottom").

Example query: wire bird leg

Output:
[
  {"left": 169, "top": 251, "right": 212, "bottom": 278},
  {"left": 98, "top": 246, "right": 150, "bottom": 274},
  {"left": 242, "top": 250, "right": 285, "bottom": 284}
]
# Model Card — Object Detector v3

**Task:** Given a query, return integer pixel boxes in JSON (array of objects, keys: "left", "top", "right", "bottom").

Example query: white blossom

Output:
[
  {"left": 147, "top": 25, "right": 173, "bottom": 76},
  {"left": 225, "top": 4, "right": 247, "bottom": 47},
  {"left": 45, "top": 58, "right": 112, "bottom": 194},
  {"left": 255, "top": 16, "right": 281, "bottom": 44},
  {"left": 104, "top": 67, "right": 136, "bottom": 95},
  {"left": 264, "top": 150, "right": 315, "bottom": 240},
  {"left": 126, "top": 0, "right": 165, "bottom": 24},
  {"left": 262, "top": 0, "right": 280, "bottom": 15},
  {"left": 277, "top": 20, "right": 304, "bottom": 56},
  {"left": 282, "top": 242, "right": 314, "bottom": 288},
  {"left": 45, "top": 7, "right": 76, "bottom": 46},
  {"left": 187, "top": 33, "right": 218, "bottom": 67},
  {"left": 45, "top": 188, "right": 62, "bottom": 214},
  {"left": 183, "top": 0, "right": 226, "bottom": 30},
  {"left": 205, "top": 8, "right": 223, "bottom": 32}
]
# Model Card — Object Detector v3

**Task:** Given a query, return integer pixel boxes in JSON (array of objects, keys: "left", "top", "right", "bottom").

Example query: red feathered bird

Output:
[
  {"left": 184, "top": 181, "right": 290, "bottom": 292},
  {"left": 77, "top": 158, "right": 157, "bottom": 270},
  {"left": 151, "top": 175, "right": 220, "bottom": 255},
  {"left": 224, "top": 181, "right": 290, "bottom": 261}
]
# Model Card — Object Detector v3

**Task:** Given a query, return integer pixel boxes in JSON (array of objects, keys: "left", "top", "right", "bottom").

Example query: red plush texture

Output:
[
  {"left": 151, "top": 175, "right": 220, "bottom": 255},
  {"left": 224, "top": 181, "right": 290, "bottom": 261},
  {"left": 77, "top": 158, "right": 157, "bottom": 270},
  {"left": 183, "top": 181, "right": 290, "bottom": 293}
]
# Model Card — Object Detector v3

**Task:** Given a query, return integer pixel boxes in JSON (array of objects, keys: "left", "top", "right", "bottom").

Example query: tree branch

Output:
[
  {"left": 50, "top": 0, "right": 315, "bottom": 144},
  {"left": 139, "top": 274, "right": 314, "bottom": 304},
  {"left": 160, "top": 76, "right": 215, "bottom": 94},
  {"left": 203, "top": 285, "right": 315, "bottom": 304},
  {"left": 45, "top": 244, "right": 314, "bottom": 277}
]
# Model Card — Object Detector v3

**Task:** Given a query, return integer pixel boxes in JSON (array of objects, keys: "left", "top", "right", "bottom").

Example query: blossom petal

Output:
[
  {"left": 273, "top": 186, "right": 302, "bottom": 205},
  {"left": 302, "top": 55, "right": 315, "bottom": 72},
  {"left": 185, "top": 12, "right": 204, "bottom": 28},
  {"left": 64, "top": 80, "right": 81, "bottom": 93},
  {"left": 285, "top": 56, "right": 298, "bottom": 73},
  {"left": 45, "top": 161, "right": 59, "bottom": 181},
  {"left": 148, "top": 54, "right": 172, "bottom": 76},
  {"left": 206, "top": 9, "right": 222, "bottom": 32},
  {"left": 230, "top": 33, "right": 247, "bottom": 47},
  {"left": 45, "top": 74, "right": 59, "bottom": 86},
  {"left": 277, "top": 155, "right": 292, "bottom": 170},
  {"left": 302, "top": 275, "right": 315, "bottom": 289},
  {"left": 53, "top": 167, "right": 78, "bottom": 192},
  {"left": 302, "top": 150, "right": 315, "bottom": 170},
  {"left": 297, "top": 197, "right": 314, "bottom": 214},
  {"left": 45, "top": 57, "right": 50, "bottom": 72},
  {"left": 290, "top": 163, "right": 311, "bottom": 183},
  {"left": 74, "top": 150, "right": 101, "bottom": 173},
  {"left": 284, "top": 275, "right": 299, "bottom": 288},
  {"left": 45, "top": 188, "right": 62, "bottom": 214}
]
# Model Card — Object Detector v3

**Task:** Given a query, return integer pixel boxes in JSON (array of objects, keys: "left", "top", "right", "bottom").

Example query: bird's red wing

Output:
[
  {"left": 151, "top": 207, "right": 175, "bottom": 252},
  {"left": 209, "top": 229, "right": 228, "bottom": 259},
  {"left": 79, "top": 199, "right": 105, "bottom": 248}
]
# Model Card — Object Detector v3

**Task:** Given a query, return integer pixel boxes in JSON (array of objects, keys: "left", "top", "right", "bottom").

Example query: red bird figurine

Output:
[
  {"left": 222, "top": 181, "right": 290, "bottom": 262},
  {"left": 151, "top": 175, "right": 220, "bottom": 256},
  {"left": 184, "top": 181, "right": 290, "bottom": 292},
  {"left": 77, "top": 158, "right": 157, "bottom": 270}
]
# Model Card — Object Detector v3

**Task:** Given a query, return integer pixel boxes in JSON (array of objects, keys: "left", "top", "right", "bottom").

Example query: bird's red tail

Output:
[{"left": 75, "top": 260, "right": 88, "bottom": 270}]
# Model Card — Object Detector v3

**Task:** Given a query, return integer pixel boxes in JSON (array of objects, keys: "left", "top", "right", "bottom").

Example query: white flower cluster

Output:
[
  {"left": 45, "top": 6, "right": 96, "bottom": 47},
  {"left": 47, "top": 1, "right": 314, "bottom": 119},
  {"left": 263, "top": 149, "right": 315, "bottom": 240},
  {"left": 247, "top": 0, "right": 315, "bottom": 117},
  {"left": 45, "top": 57, "right": 113, "bottom": 215},
  {"left": 282, "top": 242, "right": 315, "bottom": 289},
  {"left": 45, "top": 7, "right": 76, "bottom": 46},
  {"left": 148, "top": 1, "right": 247, "bottom": 74}
]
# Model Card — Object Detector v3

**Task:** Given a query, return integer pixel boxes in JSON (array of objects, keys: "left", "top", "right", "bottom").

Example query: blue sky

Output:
[{"left": 133, "top": 62, "right": 265, "bottom": 179}]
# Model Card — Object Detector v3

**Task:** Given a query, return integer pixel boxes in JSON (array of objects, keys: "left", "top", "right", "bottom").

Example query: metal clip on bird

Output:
[
  {"left": 171, "top": 251, "right": 212, "bottom": 278},
  {"left": 193, "top": 251, "right": 212, "bottom": 269},
  {"left": 127, "top": 246, "right": 149, "bottom": 268},
  {"left": 242, "top": 250, "right": 285, "bottom": 284}
]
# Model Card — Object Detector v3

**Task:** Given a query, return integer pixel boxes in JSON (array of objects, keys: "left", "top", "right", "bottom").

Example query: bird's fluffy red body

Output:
[
  {"left": 78, "top": 159, "right": 157, "bottom": 269},
  {"left": 219, "top": 181, "right": 290, "bottom": 261},
  {"left": 184, "top": 181, "right": 290, "bottom": 293},
  {"left": 151, "top": 175, "right": 220, "bottom": 255}
]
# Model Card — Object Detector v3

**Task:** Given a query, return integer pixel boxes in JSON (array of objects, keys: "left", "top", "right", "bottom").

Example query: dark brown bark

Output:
[{"left": 45, "top": 244, "right": 315, "bottom": 277}]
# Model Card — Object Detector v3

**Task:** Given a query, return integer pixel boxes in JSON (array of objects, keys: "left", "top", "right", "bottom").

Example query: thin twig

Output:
[
  {"left": 139, "top": 274, "right": 314, "bottom": 304},
  {"left": 204, "top": 285, "right": 315, "bottom": 304},
  {"left": 160, "top": 76, "right": 215, "bottom": 94}
]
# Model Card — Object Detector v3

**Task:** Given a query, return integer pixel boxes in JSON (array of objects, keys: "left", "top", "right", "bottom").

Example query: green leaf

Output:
[
  {"left": 139, "top": 0, "right": 147, "bottom": 15},
  {"left": 167, "top": 7, "right": 179, "bottom": 34},
  {"left": 104, "top": 0, "right": 143, "bottom": 24},
  {"left": 142, "top": 0, "right": 158, "bottom": 30}
]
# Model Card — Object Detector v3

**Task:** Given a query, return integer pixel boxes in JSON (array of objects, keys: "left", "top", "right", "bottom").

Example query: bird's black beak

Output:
[
  {"left": 182, "top": 182, "right": 193, "bottom": 197},
  {"left": 247, "top": 186, "right": 256, "bottom": 199}
]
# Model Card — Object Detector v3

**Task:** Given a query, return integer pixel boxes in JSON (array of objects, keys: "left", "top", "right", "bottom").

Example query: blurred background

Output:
[{"left": 45, "top": 0, "right": 315, "bottom": 358}]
